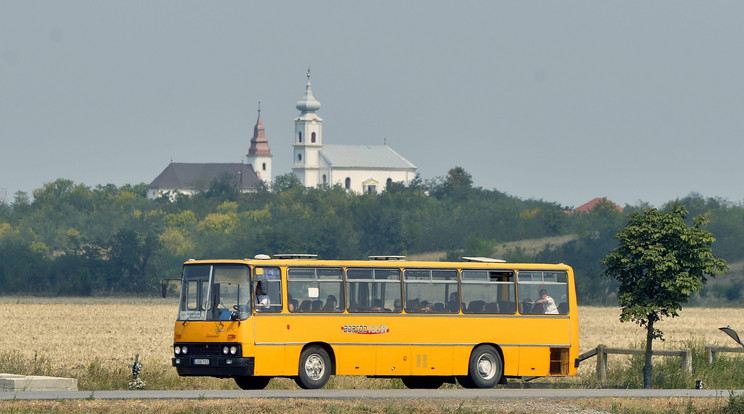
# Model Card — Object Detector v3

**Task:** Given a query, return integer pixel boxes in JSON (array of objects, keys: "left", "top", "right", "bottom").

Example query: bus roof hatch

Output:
[
  {"left": 462, "top": 256, "right": 507, "bottom": 263},
  {"left": 273, "top": 253, "right": 318, "bottom": 259},
  {"left": 368, "top": 255, "right": 407, "bottom": 261}
]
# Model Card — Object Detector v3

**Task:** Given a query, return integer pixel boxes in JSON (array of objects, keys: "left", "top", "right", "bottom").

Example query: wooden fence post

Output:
[
  {"left": 682, "top": 348, "right": 692, "bottom": 374},
  {"left": 596, "top": 344, "right": 607, "bottom": 381},
  {"left": 705, "top": 345, "right": 714, "bottom": 364}
]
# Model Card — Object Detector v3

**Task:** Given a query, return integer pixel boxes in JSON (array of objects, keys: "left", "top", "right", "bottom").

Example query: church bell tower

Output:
[
  {"left": 292, "top": 70, "right": 323, "bottom": 187},
  {"left": 246, "top": 103, "right": 273, "bottom": 185}
]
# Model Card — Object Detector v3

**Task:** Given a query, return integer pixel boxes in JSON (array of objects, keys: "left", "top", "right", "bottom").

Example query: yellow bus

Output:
[{"left": 167, "top": 254, "right": 579, "bottom": 389}]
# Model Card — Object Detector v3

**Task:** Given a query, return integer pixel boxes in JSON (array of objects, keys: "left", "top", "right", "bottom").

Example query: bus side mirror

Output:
[{"left": 160, "top": 277, "right": 182, "bottom": 299}]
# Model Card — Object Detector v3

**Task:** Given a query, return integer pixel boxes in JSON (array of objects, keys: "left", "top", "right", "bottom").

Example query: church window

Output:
[
  {"left": 262, "top": 163, "right": 267, "bottom": 171},
  {"left": 311, "top": 132, "right": 316, "bottom": 143},
  {"left": 298, "top": 154, "right": 302, "bottom": 162},
  {"left": 386, "top": 178, "right": 392, "bottom": 187},
  {"left": 298, "top": 132, "right": 302, "bottom": 143},
  {"left": 345, "top": 177, "right": 351, "bottom": 190},
  {"left": 322, "top": 174, "right": 327, "bottom": 185}
]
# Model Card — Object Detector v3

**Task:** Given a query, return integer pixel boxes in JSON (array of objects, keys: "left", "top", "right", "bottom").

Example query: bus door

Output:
[{"left": 251, "top": 266, "right": 286, "bottom": 375}]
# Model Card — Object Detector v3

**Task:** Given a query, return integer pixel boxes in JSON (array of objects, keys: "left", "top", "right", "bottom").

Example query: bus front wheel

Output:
[
  {"left": 459, "top": 345, "right": 502, "bottom": 388},
  {"left": 234, "top": 376, "right": 271, "bottom": 390},
  {"left": 295, "top": 346, "right": 331, "bottom": 389}
]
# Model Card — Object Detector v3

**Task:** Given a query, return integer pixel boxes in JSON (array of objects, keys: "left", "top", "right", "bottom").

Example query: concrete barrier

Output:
[{"left": 0, "top": 374, "right": 77, "bottom": 391}]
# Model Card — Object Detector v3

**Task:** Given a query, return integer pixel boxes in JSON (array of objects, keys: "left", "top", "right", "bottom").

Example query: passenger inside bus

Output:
[
  {"left": 297, "top": 300, "right": 312, "bottom": 312},
  {"left": 255, "top": 281, "right": 270, "bottom": 309},
  {"left": 320, "top": 295, "right": 337, "bottom": 312},
  {"left": 446, "top": 292, "right": 460, "bottom": 313},
  {"left": 287, "top": 295, "right": 297, "bottom": 312},
  {"left": 534, "top": 289, "right": 559, "bottom": 314}
]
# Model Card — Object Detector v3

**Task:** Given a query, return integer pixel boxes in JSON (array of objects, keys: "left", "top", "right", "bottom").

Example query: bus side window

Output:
[
  {"left": 461, "top": 270, "right": 515, "bottom": 314},
  {"left": 346, "top": 268, "right": 401, "bottom": 313},
  {"left": 516, "top": 270, "right": 568, "bottom": 315},
  {"left": 254, "top": 267, "right": 282, "bottom": 313},
  {"left": 403, "top": 269, "right": 457, "bottom": 314},
  {"left": 287, "top": 267, "right": 343, "bottom": 313}
]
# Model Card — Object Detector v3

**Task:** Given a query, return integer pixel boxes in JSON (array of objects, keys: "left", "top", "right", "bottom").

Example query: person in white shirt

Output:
[
  {"left": 535, "top": 289, "right": 558, "bottom": 314},
  {"left": 255, "top": 281, "right": 270, "bottom": 309}
]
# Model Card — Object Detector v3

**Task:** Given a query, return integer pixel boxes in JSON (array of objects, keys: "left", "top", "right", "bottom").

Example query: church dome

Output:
[{"left": 296, "top": 72, "right": 321, "bottom": 113}]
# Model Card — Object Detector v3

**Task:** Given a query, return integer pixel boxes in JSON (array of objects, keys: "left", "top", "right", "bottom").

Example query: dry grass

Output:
[
  {"left": 576, "top": 305, "right": 744, "bottom": 378},
  {"left": 0, "top": 297, "right": 176, "bottom": 371},
  {"left": 0, "top": 397, "right": 738, "bottom": 414},
  {"left": 579, "top": 306, "right": 744, "bottom": 353},
  {"left": 1, "top": 296, "right": 743, "bottom": 386}
]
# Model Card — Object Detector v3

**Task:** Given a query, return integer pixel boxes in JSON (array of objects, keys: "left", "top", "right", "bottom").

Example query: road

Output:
[{"left": 2, "top": 388, "right": 743, "bottom": 400}]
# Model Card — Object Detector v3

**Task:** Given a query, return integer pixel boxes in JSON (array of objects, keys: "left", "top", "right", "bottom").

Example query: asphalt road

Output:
[{"left": 2, "top": 388, "right": 743, "bottom": 400}]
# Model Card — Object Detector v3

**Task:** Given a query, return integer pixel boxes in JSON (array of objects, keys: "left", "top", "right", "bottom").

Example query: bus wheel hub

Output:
[{"left": 305, "top": 355, "right": 325, "bottom": 379}]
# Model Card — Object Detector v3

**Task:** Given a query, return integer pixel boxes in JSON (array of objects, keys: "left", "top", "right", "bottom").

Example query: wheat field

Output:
[{"left": 1, "top": 297, "right": 742, "bottom": 377}]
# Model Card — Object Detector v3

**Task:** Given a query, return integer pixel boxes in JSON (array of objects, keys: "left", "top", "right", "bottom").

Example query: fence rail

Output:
[
  {"left": 705, "top": 345, "right": 744, "bottom": 364},
  {"left": 579, "top": 344, "right": 744, "bottom": 380},
  {"left": 579, "top": 344, "right": 691, "bottom": 381}
]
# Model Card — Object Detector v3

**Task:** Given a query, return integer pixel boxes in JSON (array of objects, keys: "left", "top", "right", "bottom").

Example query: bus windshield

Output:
[{"left": 178, "top": 264, "right": 252, "bottom": 321}]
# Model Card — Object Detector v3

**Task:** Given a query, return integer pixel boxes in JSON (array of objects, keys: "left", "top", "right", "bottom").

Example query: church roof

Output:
[
  {"left": 248, "top": 111, "right": 271, "bottom": 157},
  {"left": 321, "top": 145, "right": 417, "bottom": 170},
  {"left": 148, "top": 163, "right": 261, "bottom": 190}
]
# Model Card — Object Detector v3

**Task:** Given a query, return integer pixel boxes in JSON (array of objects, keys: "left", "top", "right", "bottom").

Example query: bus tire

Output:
[
  {"left": 456, "top": 375, "right": 475, "bottom": 388},
  {"left": 463, "top": 345, "right": 502, "bottom": 388},
  {"left": 234, "top": 376, "right": 271, "bottom": 390},
  {"left": 400, "top": 376, "right": 445, "bottom": 389},
  {"left": 295, "top": 346, "right": 331, "bottom": 389}
]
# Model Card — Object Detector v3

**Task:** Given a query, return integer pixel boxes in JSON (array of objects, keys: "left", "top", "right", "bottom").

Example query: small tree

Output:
[{"left": 602, "top": 205, "right": 726, "bottom": 388}]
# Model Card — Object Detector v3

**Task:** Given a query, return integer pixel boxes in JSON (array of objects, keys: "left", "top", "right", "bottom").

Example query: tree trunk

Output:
[{"left": 643, "top": 318, "right": 654, "bottom": 389}]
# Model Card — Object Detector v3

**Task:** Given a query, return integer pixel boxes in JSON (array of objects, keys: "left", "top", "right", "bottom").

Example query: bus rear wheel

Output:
[
  {"left": 401, "top": 376, "right": 445, "bottom": 389},
  {"left": 295, "top": 346, "right": 331, "bottom": 389},
  {"left": 459, "top": 345, "right": 502, "bottom": 388},
  {"left": 234, "top": 376, "right": 271, "bottom": 390}
]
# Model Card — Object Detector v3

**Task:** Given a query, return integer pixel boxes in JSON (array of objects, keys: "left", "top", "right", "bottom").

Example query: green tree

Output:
[
  {"left": 271, "top": 173, "right": 303, "bottom": 193},
  {"left": 602, "top": 205, "right": 727, "bottom": 388},
  {"left": 432, "top": 166, "right": 473, "bottom": 200}
]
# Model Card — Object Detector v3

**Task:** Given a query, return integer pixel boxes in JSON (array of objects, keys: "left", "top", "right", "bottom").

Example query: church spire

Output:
[
  {"left": 296, "top": 68, "right": 321, "bottom": 114},
  {"left": 246, "top": 102, "right": 272, "bottom": 184},
  {"left": 248, "top": 102, "right": 271, "bottom": 156}
]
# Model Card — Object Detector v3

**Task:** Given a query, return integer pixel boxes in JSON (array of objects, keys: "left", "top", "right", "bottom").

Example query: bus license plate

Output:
[{"left": 193, "top": 358, "right": 210, "bottom": 365}]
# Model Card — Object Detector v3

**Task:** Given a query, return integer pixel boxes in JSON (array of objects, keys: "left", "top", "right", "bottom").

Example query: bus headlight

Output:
[
  {"left": 222, "top": 346, "right": 229, "bottom": 355},
  {"left": 174, "top": 345, "right": 181, "bottom": 355},
  {"left": 230, "top": 346, "right": 238, "bottom": 355},
  {"left": 181, "top": 345, "right": 188, "bottom": 354}
]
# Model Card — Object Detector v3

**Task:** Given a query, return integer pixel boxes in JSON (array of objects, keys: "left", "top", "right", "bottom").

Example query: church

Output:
[
  {"left": 146, "top": 109, "right": 273, "bottom": 200},
  {"left": 147, "top": 73, "right": 416, "bottom": 199},
  {"left": 291, "top": 72, "right": 417, "bottom": 193}
]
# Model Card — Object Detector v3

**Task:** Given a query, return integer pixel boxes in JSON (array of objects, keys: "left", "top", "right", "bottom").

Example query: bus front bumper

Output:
[{"left": 172, "top": 356, "right": 255, "bottom": 377}]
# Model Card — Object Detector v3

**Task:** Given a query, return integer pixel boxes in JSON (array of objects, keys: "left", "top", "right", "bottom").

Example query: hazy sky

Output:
[{"left": 2, "top": 1, "right": 743, "bottom": 208}]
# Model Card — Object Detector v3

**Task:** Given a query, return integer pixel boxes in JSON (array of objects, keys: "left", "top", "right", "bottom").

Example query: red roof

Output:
[{"left": 572, "top": 197, "right": 623, "bottom": 214}]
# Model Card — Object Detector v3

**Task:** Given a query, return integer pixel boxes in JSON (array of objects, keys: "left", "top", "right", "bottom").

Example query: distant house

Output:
[
  {"left": 147, "top": 110, "right": 272, "bottom": 200},
  {"left": 572, "top": 197, "right": 623, "bottom": 214}
]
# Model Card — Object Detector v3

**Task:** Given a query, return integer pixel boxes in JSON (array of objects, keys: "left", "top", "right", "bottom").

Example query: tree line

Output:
[{"left": 1, "top": 167, "right": 742, "bottom": 304}]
